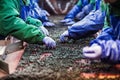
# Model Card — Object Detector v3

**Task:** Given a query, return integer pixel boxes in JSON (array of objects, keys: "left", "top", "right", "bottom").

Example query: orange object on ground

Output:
[
  {"left": 39, "top": 52, "right": 52, "bottom": 61},
  {"left": 114, "top": 64, "right": 120, "bottom": 70},
  {"left": 80, "top": 72, "right": 120, "bottom": 79}
]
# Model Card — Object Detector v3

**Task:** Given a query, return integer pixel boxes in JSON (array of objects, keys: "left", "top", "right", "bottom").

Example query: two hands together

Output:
[
  {"left": 39, "top": 26, "right": 56, "bottom": 49},
  {"left": 40, "top": 26, "right": 119, "bottom": 63},
  {"left": 60, "top": 31, "right": 102, "bottom": 59},
  {"left": 41, "top": 26, "right": 102, "bottom": 59}
]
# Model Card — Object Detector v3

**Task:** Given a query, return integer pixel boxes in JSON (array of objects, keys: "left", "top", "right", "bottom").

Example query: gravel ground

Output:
[{"left": 0, "top": 15, "right": 120, "bottom": 80}]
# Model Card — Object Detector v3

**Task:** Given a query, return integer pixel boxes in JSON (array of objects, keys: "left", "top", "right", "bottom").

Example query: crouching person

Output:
[
  {"left": 0, "top": 0, "right": 56, "bottom": 49},
  {"left": 83, "top": 0, "right": 120, "bottom": 64},
  {"left": 60, "top": 0, "right": 105, "bottom": 43},
  {"left": 60, "top": 0, "right": 96, "bottom": 26}
]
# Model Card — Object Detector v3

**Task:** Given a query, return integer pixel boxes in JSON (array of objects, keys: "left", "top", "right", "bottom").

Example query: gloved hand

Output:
[
  {"left": 39, "top": 26, "right": 49, "bottom": 36},
  {"left": 60, "top": 18, "right": 75, "bottom": 26},
  {"left": 60, "top": 30, "right": 69, "bottom": 43},
  {"left": 43, "top": 36, "right": 56, "bottom": 49},
  {"left": 60, "top": 18, "right": 73, "bottom": 23},
  {"left": 43, "top": 22, "right": 55, "bottom": 27},
  {"left": 83, "top": 44, "right": 102, "bottom": 59}
]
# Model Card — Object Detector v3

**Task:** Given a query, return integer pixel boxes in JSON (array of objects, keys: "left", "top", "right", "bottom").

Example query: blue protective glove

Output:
[
  {"left": 60, "top": 18, "right": 73, "bottom": 23},
  {"left": 39, "top": 26, "right": 49, "bottom": 36},
  {"left": 60, "top": 18, "right": 75, "bottom": 26},
  {"left": 60, "top": 5, "right": 81, "bottom": 26},
  {"left": 98, "top": 40, "right": 120, "bottom": 63},
  {"left": 60, "top": 30, "right": 69, "bottom": 43},
  {"left": 43, "top": 22, "right": 55, "bottom": 27},
  {"left": 83, "top": 44, "right": 102, "bottom": 59},
  {"left": 43, "top": 36, "right": 56, "bottom": 49},
  {"left": 86, "top": 40, "right": 120, "bottom": 63}
]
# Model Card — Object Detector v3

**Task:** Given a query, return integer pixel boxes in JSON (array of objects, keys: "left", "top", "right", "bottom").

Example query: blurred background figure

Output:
[
  {"left": 60, "top": 0, "right": 96, "bottom": 26},
  {"left": 59, "top": 0, "right": 104, "bottom": 43},
  {"left": 31, "top": 0, "right": 78, "bottom": 27},
  {"left": 39, "top": 0, "right": 77, "bottom": 15}
]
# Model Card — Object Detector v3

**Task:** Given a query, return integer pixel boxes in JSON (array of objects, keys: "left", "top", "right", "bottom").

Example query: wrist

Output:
[{"left": 37, "top": 35, "right": 46, "bottom": 44}]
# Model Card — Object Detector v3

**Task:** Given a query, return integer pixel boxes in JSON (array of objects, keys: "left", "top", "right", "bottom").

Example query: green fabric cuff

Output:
[
  {"left": 76, "top": 0, "right": 82, "bottom": 7},
  {"left": 22, "top": 0, "right": 30, "bottom": 6},
  {"left": 100, "top": 1, "right": 109, "bottom": 12},
  {"left": 37, "top": 33, "right": 46, "bottom": 44},
  {"left": 90, "top": 0, "right": 96, "bottom": 4},
  {"left": 103, "top": 17, "right": 111, "bottom": 28},
  {"left": 26, "top": 17, "right": 43, "bottom": 27}
]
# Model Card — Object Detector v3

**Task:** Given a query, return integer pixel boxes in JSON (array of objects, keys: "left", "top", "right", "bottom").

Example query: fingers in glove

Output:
[
  {"left": 83, "top": 46, "right": 102, "bottom": 59},
  {"left": 43, "top": 22, "right": 55, "bottom": 27},
  {"left": 64, "top": 21, "right": 75, "bottom": 26},
  {"left": 40, "top": 26, "right": 49, "bottom": 36},
  {"left": 60, "top": 19, "right": 73, "bottom": 23},
  {"left": 60, "top": 34, "right": 69, "bottom": 43},
  {"left": 45, "top": 42, "right": 56, "bottom": 49},
  {"left": 60, "top": 30, "right": 69, "bottom": 43},
  {"left": 60, "top": 19, "right": 66, "bottom": 23}
]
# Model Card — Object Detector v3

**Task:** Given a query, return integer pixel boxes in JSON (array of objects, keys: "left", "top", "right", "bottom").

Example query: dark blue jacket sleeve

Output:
[
  {"left": 64, "top": 5, "right": 82, "bottom": 19},
  {"left": 20, "top": 0, "right": 49, "bottom": 22},
  {"left": 64, "top": 0, "right": 90, "bottom": 19},
  {"left": 30, "top": 0, "right": 49, "bottom": 22},
  {"left": 68, "top": 10, "right": 105, "bottom": 40}
]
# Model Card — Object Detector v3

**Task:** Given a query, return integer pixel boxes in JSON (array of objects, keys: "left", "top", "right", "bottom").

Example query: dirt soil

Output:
[{"left": 1, "top": 15, "right": 120, "bottom": 80}]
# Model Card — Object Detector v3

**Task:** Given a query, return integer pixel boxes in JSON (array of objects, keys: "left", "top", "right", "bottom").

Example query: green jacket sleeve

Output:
[
  {"left": 103, "top": 0, "right": 120, "bottom": 28},
  {"left": 0, "top": 0, "right": 45, "bottom": 44},
  {"left": 90, "top": 0, "right": 96, "bottom": 4},
  {"left": 76, "top": 0, "right": 82, "bottom": 7},
  {"left": 90, "top": 0, "right": 96, "bottom": 10},
  {"left": 26, "top": 16, "right": 43, "bottom": 27},
  {"left": 100, "top": 1, "right": 110, "bottom": 28}
]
